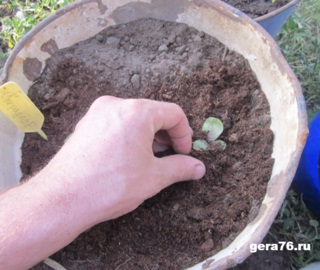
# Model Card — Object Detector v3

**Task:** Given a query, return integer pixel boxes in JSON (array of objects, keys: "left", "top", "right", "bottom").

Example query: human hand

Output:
[
  {"left": 0, "top": 96, "right": 206, "bottom": 269},
  {"left": 38, "top": 96, "right": 205, "bottom": 227}
]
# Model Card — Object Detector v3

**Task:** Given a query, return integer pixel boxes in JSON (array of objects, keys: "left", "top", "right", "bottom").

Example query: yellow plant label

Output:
[{"left": 0, "top": 81, "right": 47, "bottom": 140}]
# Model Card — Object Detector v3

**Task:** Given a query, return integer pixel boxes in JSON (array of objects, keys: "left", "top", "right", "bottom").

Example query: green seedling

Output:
[
  {"left": 193, "top": 117, "right": 226, "bottom": 151},
  {"left": 193, "top": 139, "right": 209, "bottom": 151}
]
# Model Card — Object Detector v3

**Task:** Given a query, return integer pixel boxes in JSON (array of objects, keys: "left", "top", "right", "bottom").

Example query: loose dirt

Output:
[{"left": 223, "top": 0, "right": 291, "bottom": 18}]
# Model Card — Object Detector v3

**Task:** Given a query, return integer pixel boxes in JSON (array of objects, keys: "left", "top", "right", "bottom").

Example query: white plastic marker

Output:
[{"left": 0, "top": 81, "right": 47, "bottom": 140}]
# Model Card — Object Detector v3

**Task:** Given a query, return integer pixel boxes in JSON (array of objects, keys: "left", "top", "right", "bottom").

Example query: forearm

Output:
[{"left": 0, "top": 172, "right": 89, "bottom": 270}]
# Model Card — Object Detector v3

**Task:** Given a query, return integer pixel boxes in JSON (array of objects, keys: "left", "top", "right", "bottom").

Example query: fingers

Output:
[
  {"left": 83, "top": 97, "right": 193, "bottom": 155},
  {"left": 155, "top": 155, "right": 206, "bottom": 189},
  {"left": 152, "top": 102, "right": 193, "bottom": 155}
]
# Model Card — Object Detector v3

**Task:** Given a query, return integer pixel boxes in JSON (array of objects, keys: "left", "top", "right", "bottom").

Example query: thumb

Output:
[{"left": 157, "top": 154, "right": 206, "bottom": 187}]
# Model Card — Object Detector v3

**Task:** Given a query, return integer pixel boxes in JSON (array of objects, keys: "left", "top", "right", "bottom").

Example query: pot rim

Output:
[
  {"left": 0, "top": 0, "right": 86, "bottom": 84},
  {"left": 0, "top": 0, "right": 300, "bottom": 84},
  {"left": 255, "top": 0, "right": 299, "bottom": 22}
]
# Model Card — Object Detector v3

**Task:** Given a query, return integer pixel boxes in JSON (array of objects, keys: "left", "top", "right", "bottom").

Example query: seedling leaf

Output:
[
  {"left": 203, "top": 117, "right": 223, "bottom": 141},
  {"left": 193, "top": 140, "right": 209, "bottom": 151},
  {"left": 212, "top": 140, "right": 227, "bottom": 151}
]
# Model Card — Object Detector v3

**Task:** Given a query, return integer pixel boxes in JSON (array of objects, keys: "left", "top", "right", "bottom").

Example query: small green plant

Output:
[{"left": 192, "top": 117, "right": 226, "bottom": 151}]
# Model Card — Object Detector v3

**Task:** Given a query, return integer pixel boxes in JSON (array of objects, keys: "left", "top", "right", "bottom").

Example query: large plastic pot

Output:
[
  {"left": 0, "top": 0, "right": 308, "bottom": 269},
  {"left": 293, "top": 112, "right": 320, "bottom": 216},
  {"left": 255, "top": 0, "right": 299, "bottom": 37}
]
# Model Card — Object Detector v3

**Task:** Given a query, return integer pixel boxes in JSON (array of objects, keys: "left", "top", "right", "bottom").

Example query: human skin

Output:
[{"left": 0, "top": 96, "right": 205, "bottom": 270}]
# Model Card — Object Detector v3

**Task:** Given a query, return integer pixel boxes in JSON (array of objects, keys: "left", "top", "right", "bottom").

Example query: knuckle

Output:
[
  {"left": 170, "top": 102, "right": 184, "bottom": 117},
  {"left": 176, "top": 163, "right": 190, "bottom": 180},
  {"left": 170, "top": 157, "right": 191, "bottom": 182},
  {"left": 92, "top": 95, "right": 115, "bottom": 109},
  {"left": 121, "top": 99, "right": 152, "bottom": 122}
]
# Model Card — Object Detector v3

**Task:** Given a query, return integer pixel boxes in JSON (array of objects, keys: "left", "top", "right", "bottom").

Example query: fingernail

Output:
[{"left": 193, "top": 164, "right": 206, "bottom": 180}]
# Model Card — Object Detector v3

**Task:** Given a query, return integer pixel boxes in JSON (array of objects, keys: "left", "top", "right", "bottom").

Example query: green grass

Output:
[
  {"left": 269, "top": 190, "right": 320, "bottom": 269},
  {"left": 0, "top": 0, "right": 75, "bottom": 73},
  {"left": 277, "top": 0, "right": 320, "bottom": 121},
  {"left": 0, "top": 0, "right": 320, "bottom": 269},
  {"left": 0, "top": 0, "right": 74, "bottom": 50},
  {"left": 272, "top": 0, "right": 320, "bottom": 268}
]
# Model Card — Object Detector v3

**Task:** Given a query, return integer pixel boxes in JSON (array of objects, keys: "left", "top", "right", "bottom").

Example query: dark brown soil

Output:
[
  {"left": 223, "top": 0, "right": 291, "bottom": 18},
  {"left": 24, "top": 18, "right": 274, "bottom": 270}
]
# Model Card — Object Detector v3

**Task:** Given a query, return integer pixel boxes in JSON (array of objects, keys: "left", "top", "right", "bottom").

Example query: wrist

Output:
[
  {"left": 0, "top": 171, "right": 93, "bottom": 269},
  {"left": 30, "top": 168, "right": 96, "bottom": 234}
]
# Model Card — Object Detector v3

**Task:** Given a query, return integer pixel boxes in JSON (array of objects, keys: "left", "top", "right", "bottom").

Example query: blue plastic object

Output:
[
  {"left": 256, "top": 0, "right": 299, "bottom": 38},
  {"left": 293, "top": 112, "right": 320, "bottom": 216}
]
